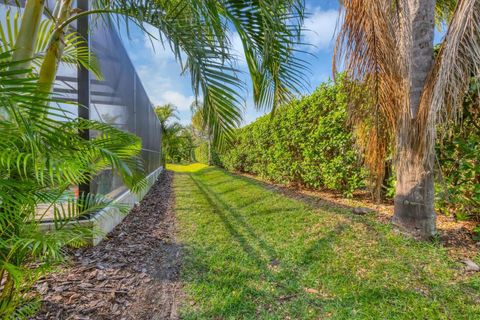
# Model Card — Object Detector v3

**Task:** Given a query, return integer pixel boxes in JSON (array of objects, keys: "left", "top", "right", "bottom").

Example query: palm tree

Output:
[
  {"left": 0, "top": 10, "right": 101, "bottom": 77},
  {"left": 155, "top": 104, "right": 179, "bottom": 131},
  {"left": 154, "top": 104, "right": 189, "bottom": 164},
  {"left": 0, "top": 52, "right": 146, "bottom": 317},
  {"left": 334, "top": 0, "right": 479, "bottom": 238},
  {"left": 11, "top": 0, "right": 307, "bottom": 143},
  {"left": 190, "top": 101, "right": 214, "bottom": 165}
]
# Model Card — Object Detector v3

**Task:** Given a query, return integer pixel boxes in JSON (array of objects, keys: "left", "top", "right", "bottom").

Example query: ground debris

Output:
[
  {"left": 461, "top": 259, "right": 480, "bottom": 272},
  {"left": 352, "top": 207, "right": 372, "bottom": 215},
  {"left": 31, "top": 171, "right": 183, "bottom": 320}
]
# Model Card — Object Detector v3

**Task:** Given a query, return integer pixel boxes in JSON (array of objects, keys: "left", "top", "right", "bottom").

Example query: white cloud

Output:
[
  {"left": 303, "top": 9, "right": 338, "bottom": 52},
  {"left": 158, "top": 91, "right": 195, "bottom": 111},
  {"left": 142, "top": 24, "right": 176, "bottom": 61}
]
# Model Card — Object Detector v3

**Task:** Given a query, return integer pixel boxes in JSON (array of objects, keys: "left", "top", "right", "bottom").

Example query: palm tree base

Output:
[{"left": 392, "top": 177, "right": 437, "bottom": 240}]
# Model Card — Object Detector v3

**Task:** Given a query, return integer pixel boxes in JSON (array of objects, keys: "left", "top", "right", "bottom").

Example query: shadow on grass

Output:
[
  {"left": 174, "top": 167, "right": 480, "bottom": 319},
  {"left": 195, "top": 167, "right": 389, "bottom": 236},
  {"left": 178, "top": 170, "right": 352, "bottom": 317}
]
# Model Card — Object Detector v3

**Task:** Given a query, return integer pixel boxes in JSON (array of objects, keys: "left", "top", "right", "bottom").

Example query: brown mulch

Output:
[
  {"left": 238, "top": 172, "right": 479, "bottom": 260},
  {"left": 32, "top": 170, "right": 183, "bottom": 320}
]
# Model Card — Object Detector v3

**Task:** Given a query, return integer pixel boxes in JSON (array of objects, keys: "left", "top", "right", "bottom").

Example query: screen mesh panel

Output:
[
  {"left": 3, "top": 1, "right": 162, "bottom": 223},
  {"left": 88, "top": 22, "right": 162, "bottom": 197},
  {"left": 54, "top": 20, "right": 161, "bottom": 198},
  {"left": 3, "top": 1, "right": 162, "bottom": 199}
]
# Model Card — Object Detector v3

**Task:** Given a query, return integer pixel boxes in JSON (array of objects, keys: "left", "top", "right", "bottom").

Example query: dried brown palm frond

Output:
[
  {"left": 333, "top": 0, "right": 479, "bottom": 236},
  {"left": 333, "top": 0, "right": 406, "bottom": 199},
  {"left": 346, "top": 77, "right": 392, "bottom": 201},
  {"left": 418, "top": 0, "right": 480, "bottom": 165}
]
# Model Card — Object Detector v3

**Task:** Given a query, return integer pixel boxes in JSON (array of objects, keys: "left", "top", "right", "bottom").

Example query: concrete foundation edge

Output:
[{"left": 39, "top": 166, "right": 164, "bottom": 246}]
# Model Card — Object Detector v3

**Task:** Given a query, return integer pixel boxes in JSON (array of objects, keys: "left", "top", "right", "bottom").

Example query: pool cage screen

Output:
[{"left": 54, "top": 2, "right": 162, "bottom": 199}]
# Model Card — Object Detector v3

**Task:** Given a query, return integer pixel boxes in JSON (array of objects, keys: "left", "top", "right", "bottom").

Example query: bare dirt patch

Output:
[{"left": 32, "top": 171, "right": 183, "bottom": 320}]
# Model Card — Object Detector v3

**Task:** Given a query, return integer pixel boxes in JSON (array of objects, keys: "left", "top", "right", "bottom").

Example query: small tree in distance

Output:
[{"left": 154, "top": 104, "right": 195, "bottom": 164}]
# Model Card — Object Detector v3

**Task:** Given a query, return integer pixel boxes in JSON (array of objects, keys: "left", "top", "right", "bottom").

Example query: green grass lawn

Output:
[{"left": 170, "top": 164, "right": 480, "bottom": 319}]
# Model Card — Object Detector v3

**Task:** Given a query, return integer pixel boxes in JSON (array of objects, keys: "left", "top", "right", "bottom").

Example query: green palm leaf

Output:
[
  {"left": 0, "top": 10, "right": 102, "bottom": 78},
  {"left": 68, "top": 0, "right": 308, "bottom": 148}
]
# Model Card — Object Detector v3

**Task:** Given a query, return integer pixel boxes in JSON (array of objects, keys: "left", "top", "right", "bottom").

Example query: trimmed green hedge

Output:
[
  {"left": 435, "top": 80, "right": 480, "bottom": 222},
  {"left": 194, "top": 142, "right": 209, "bottom": 164},
  {"left": 218, "top": 77, "right": 479, "bottom": 228},
  {"left": 219, "top": 79, "right": 366, "bottom": 196}
]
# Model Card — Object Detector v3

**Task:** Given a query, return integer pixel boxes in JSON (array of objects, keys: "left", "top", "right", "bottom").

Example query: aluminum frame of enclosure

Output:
[
  {"left": 1, "top": 0, "right": 162, "bottom": 199},
  {"left": 69, "top": 0, "right": 162, "bottom": 198}
]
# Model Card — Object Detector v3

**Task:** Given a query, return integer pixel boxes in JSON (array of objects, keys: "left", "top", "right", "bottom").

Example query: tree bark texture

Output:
[{"left": 393, "top": 0, "right": 437, "bottom": 239}]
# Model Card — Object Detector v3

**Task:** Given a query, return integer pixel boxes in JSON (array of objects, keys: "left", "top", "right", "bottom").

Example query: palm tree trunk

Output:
[
  {"left": 38, "top": 0, "right": 73, "bottom": 96},
  {"left": 394, "top": 148, "right": 436, "bottom": 238},
  {"left": 2, "top": 0, "right": 45, "bottom": 119},
  {"left": 392, "top": 0, "right": 436, "bottom": 239},
  {"left": 11, "top": 0, "right": 45, "bottom": 70}
]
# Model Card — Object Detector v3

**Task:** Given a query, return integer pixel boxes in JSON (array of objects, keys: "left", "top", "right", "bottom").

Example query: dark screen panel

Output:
[{"left": 88, "top": 21, "right": 162, "bottom": 197}]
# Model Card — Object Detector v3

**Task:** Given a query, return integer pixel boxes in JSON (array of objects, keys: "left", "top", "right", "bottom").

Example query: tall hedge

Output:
[
  {"left": 219, "top": 77, "right": 479, "bottom": 228},
  {"left": 435, "top": 79, "right": 480, "bottom": 222},
  {"left": 194, "top": 142, "right": 209, "bottom": 164},
  {"left": 219, "top": 79, "right": 366, "bottom": 196}
]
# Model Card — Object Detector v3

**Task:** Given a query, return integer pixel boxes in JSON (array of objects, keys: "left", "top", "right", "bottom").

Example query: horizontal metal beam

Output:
[
  {"left": 56, "top": 75, "right": 109, "bottom": 86},
  {"left": 53, "top": 87, "right": 121, "bottom": 98}
]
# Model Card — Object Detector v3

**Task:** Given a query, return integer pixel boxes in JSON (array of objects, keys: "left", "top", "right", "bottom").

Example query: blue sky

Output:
[
  {"left": 120, "top": 0, "right": 341, "bottom": 126},
  {"left": 120, "top": 0, "right": 448, "bottom": 126}
]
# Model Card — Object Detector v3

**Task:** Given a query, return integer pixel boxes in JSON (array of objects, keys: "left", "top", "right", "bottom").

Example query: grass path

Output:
[{"left": 170, "top": 164, "right": 480, "bottom": 319}]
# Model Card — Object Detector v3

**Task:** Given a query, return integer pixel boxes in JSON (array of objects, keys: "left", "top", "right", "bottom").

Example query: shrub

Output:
[
  {"left": 0, "top": 54, "right": 145, "bottom": 318},
  {"left": 195, "top": 142, "right": 209, "bottom": 164},
  {"left": 219, "top": 79, "right": 366, "bottom": 196},
  {"left": 220, "top": 77, "right": 480, "bottom": 228},
  {"left": 220, "top": 75, "right": 479, "bottom": 227},
  {"left": 436, "top": 78, "right": 480, "bottom": 221}
]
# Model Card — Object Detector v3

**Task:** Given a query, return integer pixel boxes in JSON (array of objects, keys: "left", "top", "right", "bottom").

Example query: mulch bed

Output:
[
  {"left": 30, "top": 168, "right": 478, "bottom": 319},
  {"left": 32, "top": 171, "right": 183, "bottom": 320}
]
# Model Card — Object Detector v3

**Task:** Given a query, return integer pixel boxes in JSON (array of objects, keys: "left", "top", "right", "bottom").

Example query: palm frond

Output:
[
  {"left": 145, "top": 0, "right": 243, "bottom": 148},
  {"left": 221, "top": 0, "right": 308, "bottom": 112},
  {"left": 0, "top": 10, "right": 102, "bottom": 78},
  {"left": 88, "top": 0, "right": 307, "bottom": 148},
  {"left": 48, "top": 192, "right": 128, "bottom": 229},
  {"left": 333, "top": 0, "right": 404, "bottom": 193},
  {"left": 420, "top": 0, "right": 480, "bottom": 159},
  {"left": 0, "top": 52, "right": 144, "bottom": 190}
]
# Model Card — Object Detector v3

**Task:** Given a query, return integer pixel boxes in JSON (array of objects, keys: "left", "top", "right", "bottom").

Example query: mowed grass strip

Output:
[{"left": 171, "top": 164, "right": 480, "bottom": 319}]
